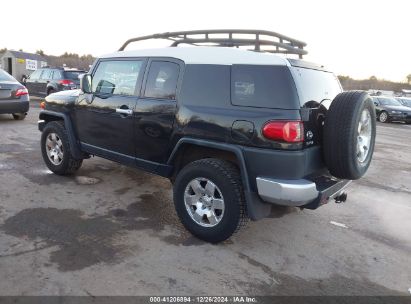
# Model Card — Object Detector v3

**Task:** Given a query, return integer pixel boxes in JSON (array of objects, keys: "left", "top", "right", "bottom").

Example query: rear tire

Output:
[
  {"left": 12, "top": 113, "right": 26, "bottom": 120},
  {"left": 173, "top": 158, "right": 248, "bottom": 243},
  {"left": 41, "top": 121, "right": 83, "bottom": 175},
  {"left": 323, "top": 91, "right": 376, "bottom": 180}
]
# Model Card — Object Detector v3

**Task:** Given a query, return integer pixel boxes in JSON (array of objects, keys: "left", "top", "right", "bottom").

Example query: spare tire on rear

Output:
[{"left": 323, "top": 91, "right": 376, "bottom": 180}]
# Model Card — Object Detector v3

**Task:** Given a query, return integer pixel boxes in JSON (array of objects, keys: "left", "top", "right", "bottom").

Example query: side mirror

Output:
[{"left": 80, "top": 74, "right": 92, "bottom": 94}]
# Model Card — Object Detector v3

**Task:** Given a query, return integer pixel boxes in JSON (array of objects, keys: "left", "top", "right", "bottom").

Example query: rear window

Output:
[
  {"left": 64, "top": 71, "right": 85, "bottom": 80},
  {"left": 290, "top": 67, "right": 342, "bottom": 106},
  {"left": 231, "top": 65, "right": 299, "bottom": 109},
  {"left": 144, "top": 61, "right": 180, "bottom": 100},
  {"left": 0, "top": 69, "right": 16, "bottom": 82}
]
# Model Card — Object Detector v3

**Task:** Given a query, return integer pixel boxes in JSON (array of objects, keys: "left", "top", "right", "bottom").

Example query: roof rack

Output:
[{"left": 118, "top": 29, "right": 307, "bottom": 58}]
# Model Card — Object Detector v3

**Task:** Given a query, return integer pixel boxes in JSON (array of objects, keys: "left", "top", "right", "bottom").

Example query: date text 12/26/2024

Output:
[{"left": 149, "top": 297, "right": 257, "bottom": 303}]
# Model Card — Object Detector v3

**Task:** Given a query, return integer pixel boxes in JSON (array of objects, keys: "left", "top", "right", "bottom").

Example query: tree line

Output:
[
  {"left": 0, "top": 48, "right": 95, "bottom": 71},
  {"left": 338, "top": 75, "right": 411, "bottom": 93}
]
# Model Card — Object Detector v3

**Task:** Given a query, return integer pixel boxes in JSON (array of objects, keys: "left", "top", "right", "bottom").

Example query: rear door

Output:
[
  {"left": 51, "top": 69, "right": 63, "bottom": 91},
  {"left": 74, "top": 58, "right": 146, "bottom": 160},
  {"left": 134, "top": 59, "right": 181, "bottom": 163},
  {"left": 38, "top": 69, "right": 52, "bottom": 95},
  {"left": 25, "top": 69, "right": 43, "bottom": 95}
]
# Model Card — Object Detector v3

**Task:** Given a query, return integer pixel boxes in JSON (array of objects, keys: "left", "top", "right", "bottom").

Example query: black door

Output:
[
  {"left": 74, "top": 59, "right": 146, "bottom": 160},
  {"left": 134, "top": 59, "right": 181, "bottom": 163}
]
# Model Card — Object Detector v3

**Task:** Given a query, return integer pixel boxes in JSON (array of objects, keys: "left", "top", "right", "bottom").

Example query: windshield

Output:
[
  {"left": 379, "top": 97, "right": 402, "bottom": 106},
  {"left": 0, "top": 69, "right": 16, "bottom": 82},
  {"left": 64, "top": 71, "right": 85, "bottom": 80}
]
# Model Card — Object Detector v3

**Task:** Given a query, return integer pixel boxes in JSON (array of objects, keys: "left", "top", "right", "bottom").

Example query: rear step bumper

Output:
[{"left": 256, "top": 176, "right": 351, "bottom": 209}]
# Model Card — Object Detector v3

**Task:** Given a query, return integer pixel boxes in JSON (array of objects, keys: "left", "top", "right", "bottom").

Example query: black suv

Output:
[
  {"left": 25, "top": 67, "right": 85, "bottom": 96},
  {"left": 38, "top": 30, "right": 376, "bottom": 243}
]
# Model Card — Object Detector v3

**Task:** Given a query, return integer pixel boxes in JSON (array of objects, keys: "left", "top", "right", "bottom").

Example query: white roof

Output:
[{"left": 100, "top": 47, "right": 289, "bottom": 66}]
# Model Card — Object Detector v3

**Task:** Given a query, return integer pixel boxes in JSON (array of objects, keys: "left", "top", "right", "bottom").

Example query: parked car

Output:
[
  {"left": 373, "top": 96, "right": 411, "bottom": 123},
  {"left": 25, "top": 67, "right": 86, "bottom": 96},
  {"left": 0, "top": 68, "right": 29, "bottom": 120},
  {"left": 38, "top": 30, "right": 376, "bottom": 243},
  {"left": 396, "top": 97, "right": 411, "bottom": 108}
]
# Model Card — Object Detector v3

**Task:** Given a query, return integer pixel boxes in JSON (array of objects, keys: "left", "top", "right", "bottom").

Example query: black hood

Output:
[{"left": 45, "top": 89, "right": 80, "bottom": 107}]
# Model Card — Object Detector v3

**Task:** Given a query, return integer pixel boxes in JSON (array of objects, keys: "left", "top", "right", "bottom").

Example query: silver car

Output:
[{"left": 0, "top": 68, "right": 29, "bottom": 120}]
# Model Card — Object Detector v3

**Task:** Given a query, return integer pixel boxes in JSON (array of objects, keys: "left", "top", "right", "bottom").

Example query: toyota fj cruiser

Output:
[{"left": 38, "top": 30, "right": 376, "bottom": 243}]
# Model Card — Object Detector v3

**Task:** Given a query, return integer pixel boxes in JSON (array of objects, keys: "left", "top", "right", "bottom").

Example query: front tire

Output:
[
  {"left": 41, "top": 121, "right": 83, "bottom": 175},
  {"left": 378, "top": 111, "right": 389, "bottom": 123},
  {"left": 173, "top": 159, "right": 248, "bottom": 243},
  {"left": 12, "top": 113, "right": 26, "bottom": 120}
]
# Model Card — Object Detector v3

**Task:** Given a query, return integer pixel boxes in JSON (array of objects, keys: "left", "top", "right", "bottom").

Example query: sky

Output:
[{"left": 1, "top": 0, "right": 410, "bottom": 82}]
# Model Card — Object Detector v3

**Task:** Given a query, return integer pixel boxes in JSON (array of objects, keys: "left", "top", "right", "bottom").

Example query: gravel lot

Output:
[{"left": 0, "top": 100, "right": 410, "bottom": 296}]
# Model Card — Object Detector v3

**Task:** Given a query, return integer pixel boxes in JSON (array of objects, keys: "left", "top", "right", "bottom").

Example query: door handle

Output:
[{"left": 116, "top": 108, "right": 133, "bottom": 115}]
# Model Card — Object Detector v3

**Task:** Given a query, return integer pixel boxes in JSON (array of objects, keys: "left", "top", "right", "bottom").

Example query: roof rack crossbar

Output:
[{"left": 118, "top": 29, "right": 307, "bottom": 58}]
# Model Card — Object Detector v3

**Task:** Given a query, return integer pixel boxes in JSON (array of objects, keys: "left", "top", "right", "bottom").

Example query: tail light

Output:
[
  {"left": 15, "top": 88, "right": 29, "bottom": 97},
  {"left": 262, "top": 121, "right": 304, "bottom": 143},
  {"left": 58, "top": 79, "right": 74, "bottom": 86}
]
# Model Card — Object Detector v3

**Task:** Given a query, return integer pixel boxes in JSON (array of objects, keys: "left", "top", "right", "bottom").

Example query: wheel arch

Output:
[
  {"left": 46, "top": 84, "right": 57, "bottom": 95},
  {"left": 167, "top": 138, "right": 271, "bottom": 220},
  {"left": 39, "top": 110, "right": 83, "bottom": 159}
]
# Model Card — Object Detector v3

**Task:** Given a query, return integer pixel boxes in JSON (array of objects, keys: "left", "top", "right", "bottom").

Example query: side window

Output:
[
  {"left": 179, "top": 65, "right": 230, "bottom": 106},
  {"left": 92, "top": 60, "right": 143, "bottom": 96},
  {"left": 144, "top": 61, "right": 179, "bottom": 100},
  {"left": 52, "top": 70, "right": 63, "bottom": 80},
  {"left": 29, "top": 69, "right": 42, "bottom": 80},
  {"left": 231, "top": 65, "right": 298, "bottom": 109},
  {"left": 40, "top": 69, "right": 52, "bottom": 80}
]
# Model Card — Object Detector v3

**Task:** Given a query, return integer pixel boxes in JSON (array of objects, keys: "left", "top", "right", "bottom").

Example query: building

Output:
[{"left": 0, "top": 50, "right": 47, "bottom": 81}]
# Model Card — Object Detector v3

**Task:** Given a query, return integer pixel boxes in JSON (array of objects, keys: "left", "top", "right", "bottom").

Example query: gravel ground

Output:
[{"left": 0, "top": 101, "right": 410, "bottom": 296}]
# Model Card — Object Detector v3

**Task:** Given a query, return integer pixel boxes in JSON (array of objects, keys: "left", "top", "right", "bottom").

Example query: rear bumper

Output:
[
  {"left": 0, "top": 99, "right": 29, "bottom": 114},
  {"left": 256, "top": 176, "right": 351, "bottom": 208}
]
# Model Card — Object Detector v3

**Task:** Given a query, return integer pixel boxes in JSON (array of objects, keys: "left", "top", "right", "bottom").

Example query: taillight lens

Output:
[
  {"left": 262, "top": 121, "right": 304, "bottom": 143},
  {"left": 15, "top": 87, "right": 28, "bottom": 97},
  {"left": 59, "top": 79, "right": 74, "bottom": 86}
]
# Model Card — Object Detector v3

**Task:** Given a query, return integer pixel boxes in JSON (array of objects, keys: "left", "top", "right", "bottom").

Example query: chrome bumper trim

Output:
[{"left": 256, "top": 177, "right": 319, "bottom": 207}]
